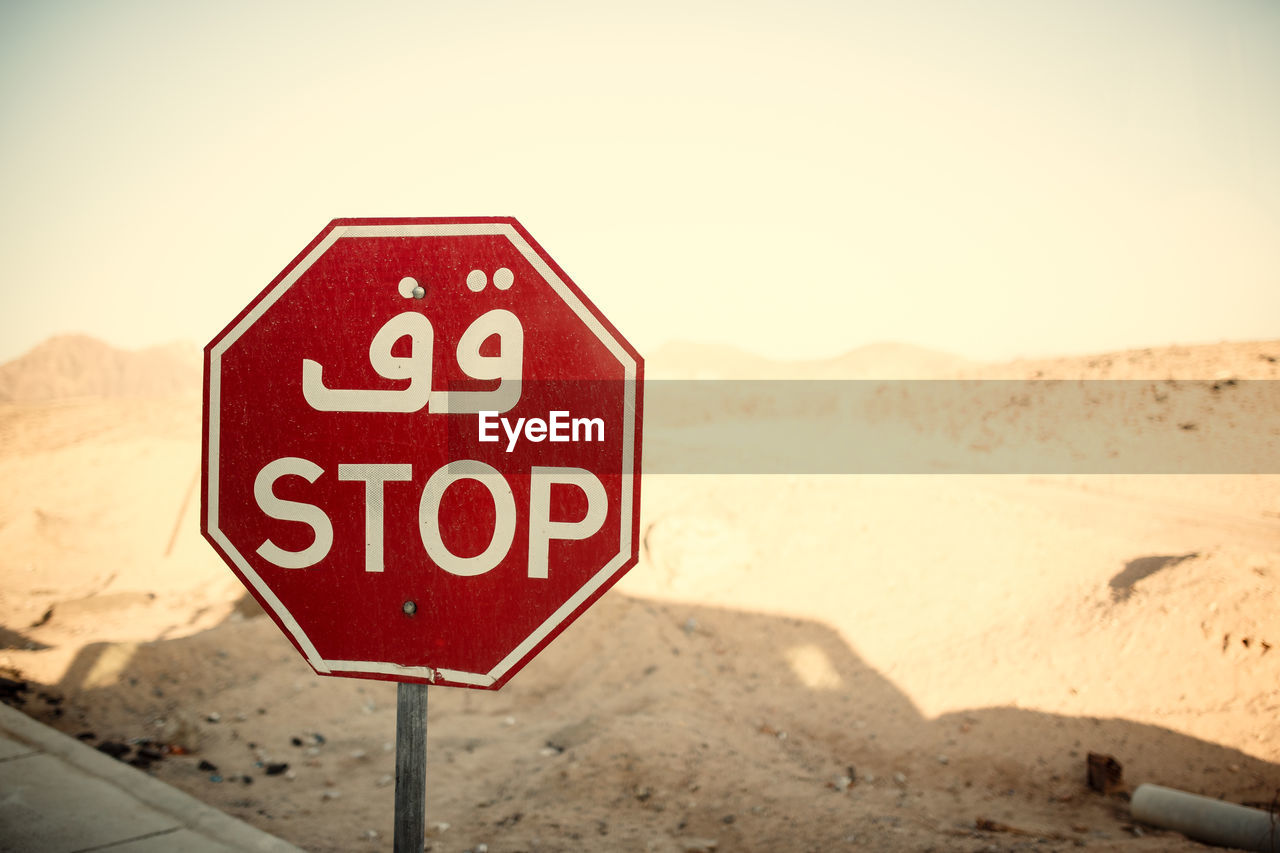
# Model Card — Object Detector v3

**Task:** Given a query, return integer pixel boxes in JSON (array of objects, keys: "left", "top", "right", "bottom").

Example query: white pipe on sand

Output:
[{"left": 1131, "top": 783, "right": 1278, "bottom": 853}]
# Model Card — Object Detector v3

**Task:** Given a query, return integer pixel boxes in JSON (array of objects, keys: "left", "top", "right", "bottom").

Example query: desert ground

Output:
[{"left": 1, "top": 335, "right": 1278, "bottom": 852}]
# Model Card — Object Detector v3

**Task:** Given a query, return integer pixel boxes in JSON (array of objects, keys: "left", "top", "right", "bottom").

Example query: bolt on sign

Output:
[{"left": 202, "top": 218, "right": 643, "bottom": 689}]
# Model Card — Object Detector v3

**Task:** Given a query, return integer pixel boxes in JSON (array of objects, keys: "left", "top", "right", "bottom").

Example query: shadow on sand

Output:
[{"left": 23, "top": 589, "right": 1280, "bottom": 852}]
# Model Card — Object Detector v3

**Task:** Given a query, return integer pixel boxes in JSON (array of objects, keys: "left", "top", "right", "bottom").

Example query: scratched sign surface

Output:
[{"left": 202, "top": 218, "right": 643, "bottom": 689}]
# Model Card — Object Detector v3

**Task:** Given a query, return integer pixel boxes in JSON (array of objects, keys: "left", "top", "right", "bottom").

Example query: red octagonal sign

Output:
[{"left": 202, "top": 218, "right": 643, "bottom": 689}]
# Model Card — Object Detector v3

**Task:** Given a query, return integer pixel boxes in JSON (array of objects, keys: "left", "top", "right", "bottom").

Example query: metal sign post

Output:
[
  {"left": 394, "top": 683, "right": 428, "bottom": 852},
  {"left": 201, "top": 217, "right": 643, "bottom": 845}
]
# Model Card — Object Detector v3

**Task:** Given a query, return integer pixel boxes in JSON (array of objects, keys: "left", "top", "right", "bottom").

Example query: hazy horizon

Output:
[{"left": 4, "top": 326, "right": 1277, "bottom": 372}]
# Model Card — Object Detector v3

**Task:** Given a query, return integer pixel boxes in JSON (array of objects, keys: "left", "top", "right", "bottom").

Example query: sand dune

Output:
[
  {"left": 961, "top": 340, "right": 1280, "bottom": 381},
  {"left": 0, "top": 335, "right": 1277, "bottom": 851},
  {"left": 0, "top": 335, "right": 200, "bottom": 403}
]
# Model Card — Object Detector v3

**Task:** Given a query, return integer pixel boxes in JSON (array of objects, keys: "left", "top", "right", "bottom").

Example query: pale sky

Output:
[{"left": 2, "top": 0, "right": 1277, "bottom": 365}]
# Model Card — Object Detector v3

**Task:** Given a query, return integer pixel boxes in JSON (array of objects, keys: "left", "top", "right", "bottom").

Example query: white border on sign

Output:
[{"left": 207, "top": 222, "right": 639, "bottom": 687}]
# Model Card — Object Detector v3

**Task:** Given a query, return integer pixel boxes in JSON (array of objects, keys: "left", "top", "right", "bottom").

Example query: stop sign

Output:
[{"left": 202, "top": 218, "right": 642, "bottom": 689}]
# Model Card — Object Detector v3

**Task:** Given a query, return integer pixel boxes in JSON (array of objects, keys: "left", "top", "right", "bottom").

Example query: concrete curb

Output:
[{"left": 0, "top": 702, "right": 306, "bottom": 852}]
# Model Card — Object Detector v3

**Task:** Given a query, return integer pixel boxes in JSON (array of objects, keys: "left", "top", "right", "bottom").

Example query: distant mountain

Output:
[
  {"left": 794, "top": 342, "right": 975, "bottom": 379},
  {"left": 0, "top": 335, "right": 201, "bottom": 402},
  {"left": 646, "top": 341, "right": 780, "bottom": 379},
  {"left": 647, "top": 339, "right": 973, "bottom": 379}
]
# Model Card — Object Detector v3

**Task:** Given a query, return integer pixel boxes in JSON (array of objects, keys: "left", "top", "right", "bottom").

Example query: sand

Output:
[{"left": 1, "top": 336, "right": 1278, "bottom": 852}]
